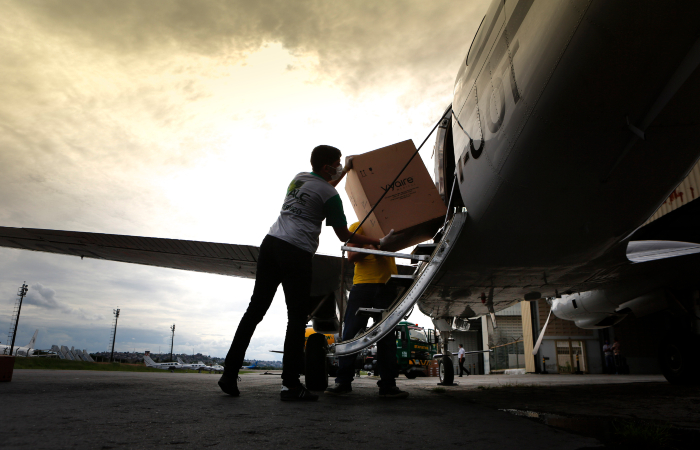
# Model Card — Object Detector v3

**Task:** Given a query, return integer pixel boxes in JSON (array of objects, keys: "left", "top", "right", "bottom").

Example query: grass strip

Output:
[{"left": 12, "top": 358, "right": 228, "bottom": 373}]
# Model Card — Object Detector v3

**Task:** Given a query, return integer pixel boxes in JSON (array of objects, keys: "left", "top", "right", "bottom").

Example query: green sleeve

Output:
[{"left": 323, "top": 194, "right": 347, "bottom": 227}]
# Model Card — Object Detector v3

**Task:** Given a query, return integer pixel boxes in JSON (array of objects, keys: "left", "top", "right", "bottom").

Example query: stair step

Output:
[
  {"left": 412, "top": 243, "right": 438, "bottom": 256},
  {"left": 386, "top": 274, "right": 415, "bottom": 287},
  {"left": 340, "top": 246, "right": 429, "bottom": 261},
  {"left": 356, "top": 308, "right": 385, "bottom": 318}
]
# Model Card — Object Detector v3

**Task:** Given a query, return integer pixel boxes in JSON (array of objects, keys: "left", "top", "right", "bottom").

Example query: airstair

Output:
[{"left": 330, "top": 211, "right": 467, "bottom": 356}]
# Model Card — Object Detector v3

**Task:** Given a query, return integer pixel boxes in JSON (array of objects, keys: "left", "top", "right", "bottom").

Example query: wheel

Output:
[
  {"left": 405, "top": 370, "right": 417, "bottom": 379},
  {"left": 439, "top": 356, "right": 454, "bottom": 385},
  {"left": 659, "top": 335, "right": 699, "bottom": 385},
  {"left": 304, "top": 333, "right": 329, "bottom": 391}
]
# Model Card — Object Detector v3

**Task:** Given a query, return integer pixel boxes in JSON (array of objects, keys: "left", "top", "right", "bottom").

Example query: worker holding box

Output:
[
  {"left": 219, "top": 145, "right": 398, "bottom": 402},
  {"left": 324, "top": 221, "right": 409, "bottom": 399}
]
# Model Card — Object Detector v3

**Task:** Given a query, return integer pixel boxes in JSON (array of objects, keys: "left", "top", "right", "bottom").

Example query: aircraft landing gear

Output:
[
  {"left": 438, "top": 355, "right": 455, "bottom": 385},
  {"left": 437, "top": 331, "right": 456, "bottom": 386},
  {"left": 659, "top": 333, "right": 699, "bottom": 385}
]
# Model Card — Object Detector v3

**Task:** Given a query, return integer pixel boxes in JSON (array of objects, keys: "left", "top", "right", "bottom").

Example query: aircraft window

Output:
[
  {"left": 466, "top": 16, "right": 486, "bottom": 66},
  {"left": 466, "top": 0, "right": 504, "bottom": 67},
  {"left": 409, "top": 329, "right": 428, "bottom": 342}
]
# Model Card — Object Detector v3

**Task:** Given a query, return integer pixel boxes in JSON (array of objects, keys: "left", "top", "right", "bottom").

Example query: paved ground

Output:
[{"left": 1, "top": 370, "right": 696, "bottom": 449}]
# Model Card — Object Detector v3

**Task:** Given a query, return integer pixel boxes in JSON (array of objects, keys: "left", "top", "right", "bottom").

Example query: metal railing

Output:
[{"left": 489, "top": 339, "right": 525, "bottom": 371}]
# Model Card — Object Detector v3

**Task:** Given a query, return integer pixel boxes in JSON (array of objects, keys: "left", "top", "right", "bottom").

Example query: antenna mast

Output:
[
  {"left": 109, "top": 308, "right": 120, "bottom": 362},
  {"left": 169, "top": 324, "right": 175, "bottom": 362},
  {"left": 7, "top": 282, "right": 29, "bottom": 356}
]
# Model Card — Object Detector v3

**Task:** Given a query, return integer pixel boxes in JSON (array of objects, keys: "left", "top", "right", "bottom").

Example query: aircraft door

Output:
[{"left": 433, "top": 106, "right": 463, "bottom": 209}]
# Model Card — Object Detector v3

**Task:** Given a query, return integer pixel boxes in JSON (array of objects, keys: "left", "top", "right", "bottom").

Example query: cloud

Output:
[
  {"left": 10, "top": 0, "right": 485, "bottom": 95},
  {"left": 24, "top": 283, "right": 66, "bottom": 312},
  {"left": 0, "top": 1, "right": 488, "bottom": 359}
]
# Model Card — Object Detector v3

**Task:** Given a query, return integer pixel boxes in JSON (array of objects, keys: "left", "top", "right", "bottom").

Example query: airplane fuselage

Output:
[{"left": 420, "top": 0, "right": 700, "bottom": 318}]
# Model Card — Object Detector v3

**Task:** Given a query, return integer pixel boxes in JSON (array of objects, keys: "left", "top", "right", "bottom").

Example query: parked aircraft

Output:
[
  {"left": 1, "top": 0, "right": 699, "bottom": 384},
  {"left": 198, "top": 363, "right": 224, "bottom": 373},
  {"left": 0, "top": 330, "right": 38, "bottom": 357},
  {"left": 143, "top": 355, "right": 183, "bottom": 371},
  {"left": 241, "top": 361, "right": 259, "bottom": 370},
  {"left": 176, "top": 357, "right": 208, "bottom": 371}
]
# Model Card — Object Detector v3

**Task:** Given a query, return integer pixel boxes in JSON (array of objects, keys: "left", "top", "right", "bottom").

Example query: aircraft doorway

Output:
[{"left": 556, "top": 339, "right": 588, "bottom": 374}]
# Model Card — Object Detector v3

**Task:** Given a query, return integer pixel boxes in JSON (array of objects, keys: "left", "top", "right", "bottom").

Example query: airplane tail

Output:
[
  {"left": 177, "top": 357, "right": 185, "bottom": 364},
  {"left": 143, "top": 355, "right": 157, "bottom": 367},
  {"left": 250, "top": 361, "right": 258, "bottom": 368},
  {"left": 198, "top": 361, "right": 204, "bottom": 365},
  {"left": 27, "top": 329, "right": 38, "bottom": 349}
]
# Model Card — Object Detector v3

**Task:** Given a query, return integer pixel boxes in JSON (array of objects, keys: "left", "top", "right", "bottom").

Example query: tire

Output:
[
  {"left": 659, "top": 335, "right": 698, "bottom": 385},
  {"left": 439, "top": 356, "right": 454, "bottom": 385},
  {"left": 405, "top": 370, "right": 417, "bottom": 379},
  {"left": 305, "top": 333, "right": 329, "bottom": 391}
]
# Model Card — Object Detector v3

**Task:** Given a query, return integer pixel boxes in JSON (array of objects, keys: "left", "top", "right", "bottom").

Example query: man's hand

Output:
[{"left": 379, "top": 229, "right": 400, "bottom": 249}]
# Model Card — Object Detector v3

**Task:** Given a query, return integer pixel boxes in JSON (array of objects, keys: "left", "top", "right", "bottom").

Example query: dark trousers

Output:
[
  {"left": 335, "top": 283, "right": 398, "bottom": 388},
  {"left": 224, "top": 235, "right": 312, "bottom": 388},
  {"left": 459, "top": 357, "right": 469, "bottom": 376},
  {"left": 605, "top": 354, "right": 614, "bottom": 374}
]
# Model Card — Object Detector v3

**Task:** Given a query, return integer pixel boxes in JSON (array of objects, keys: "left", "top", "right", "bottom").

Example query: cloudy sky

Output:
[{"left": 0, "top": 0, "right": 488, "bottom": 360}]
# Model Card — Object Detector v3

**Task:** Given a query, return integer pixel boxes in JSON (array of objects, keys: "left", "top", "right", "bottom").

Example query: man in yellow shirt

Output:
[{"left": 324, "top": 222, "right": 409, "bottom": 398}]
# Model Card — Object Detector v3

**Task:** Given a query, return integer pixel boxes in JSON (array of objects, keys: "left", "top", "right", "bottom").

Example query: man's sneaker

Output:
[
  {"left": 378, "top": 386, "right": 409, "bottom": 399},
  {"left": 218, "top": 374, "right": 240, "bottom": 397},
  {"left": 324, "top": 383, "right": 352, "bottom": 396},
  {"left": 280, "top": 385, "right": 319, "bottom": 402}
]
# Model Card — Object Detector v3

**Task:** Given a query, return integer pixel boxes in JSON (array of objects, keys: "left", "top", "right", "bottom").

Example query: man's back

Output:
[{"left": 349, "top": 222, "right": 397, "bottom": 284}]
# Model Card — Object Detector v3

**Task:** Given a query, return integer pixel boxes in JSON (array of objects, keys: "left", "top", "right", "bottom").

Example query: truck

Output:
[
  {"left": 359, "top": 321, "right": 438, "bottom": 378},
  {"left": 394, "top": 321, "right": 438, "bottom": 378}
]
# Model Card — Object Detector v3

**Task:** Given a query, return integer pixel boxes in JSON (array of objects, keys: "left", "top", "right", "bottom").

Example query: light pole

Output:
[
  {"left": 109, "top": 308, "right": 120, "bottom": 363},
  {"left": 8, "top": 283, "right": 29, "bottom": 357},
  {"left": 169, "top": 324, "right": 175, "bottom": 362}
]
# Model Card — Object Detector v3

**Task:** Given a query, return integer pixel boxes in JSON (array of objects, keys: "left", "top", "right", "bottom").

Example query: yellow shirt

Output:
[{"left": 349, "top": 222, "right": 398, "bottom": 284}]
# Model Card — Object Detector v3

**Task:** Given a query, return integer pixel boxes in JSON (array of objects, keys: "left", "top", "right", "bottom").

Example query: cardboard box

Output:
[
  {"left": 427, "top": 359, "right": 440, "bottom": 377},
  {"left": 345, "top": 140, "right": 447, "bottom": 251},
  {"left": 0, "top": 356, "right": 15, "bottom": 382}
]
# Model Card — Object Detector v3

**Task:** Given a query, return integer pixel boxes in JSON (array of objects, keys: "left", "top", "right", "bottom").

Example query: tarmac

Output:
[{"left": 0, "top": 370, "right": 682, "bottom": 449}]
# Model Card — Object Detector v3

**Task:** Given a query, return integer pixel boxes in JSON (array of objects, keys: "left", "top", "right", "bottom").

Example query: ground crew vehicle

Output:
[
  {"left": 395, "top": 321, "right": 437, "bottom": 378},
  {"left": 358, "top": 321, "right": 437, "bottom": 378}
]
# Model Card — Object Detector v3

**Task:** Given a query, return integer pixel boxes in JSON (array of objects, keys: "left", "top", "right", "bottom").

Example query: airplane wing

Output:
[
  {"left": 625, "top": 240, "right": 700, "bottom": 263},
  {"left": 0, "top": 226, "right": 260, "bottom": 279},
  {"left": 565, "top": 240, "right": 700, "bottom": 295},
  {"left": 0, "top": 226, "right": 414, "bottom": 296}
]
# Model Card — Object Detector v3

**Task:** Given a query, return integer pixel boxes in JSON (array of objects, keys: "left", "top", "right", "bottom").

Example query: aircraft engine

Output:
[{"left": 551, "top": 289, "right": 668, "bottom": 329}]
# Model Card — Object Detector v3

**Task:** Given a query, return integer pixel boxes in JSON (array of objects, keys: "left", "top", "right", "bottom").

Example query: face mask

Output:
[{"left": 327, "top": 164, "right": 343, "bottom": 180}]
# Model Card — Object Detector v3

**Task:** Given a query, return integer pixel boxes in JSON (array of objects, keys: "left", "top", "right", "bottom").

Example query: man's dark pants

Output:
[
  {"left": 335, "top": 283, "right": 398, "bottom": 388},
  {"left": 605, "top": 354, "right": 614, "bottom": 374},
  {"left": 224, "top": 235, "right": 312, "bottom": 388},
  {"left": 459, "top": 357, "right": 469, "bottom": 376}
]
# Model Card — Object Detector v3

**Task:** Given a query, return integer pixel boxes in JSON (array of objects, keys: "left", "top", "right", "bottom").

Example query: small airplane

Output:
[
  {"left": 176, "top": 357, "right": 208, "bottom": 371},
  {"left": 143, "top": 355, "right": 183, "bottom": 371},
  {"left": 2, "top": 0, "right": 700, "bottom": 385},
  {"left": 0, "top": 330, "right": 38, "bottom": 357},
  {"left": 198, "top": 363, "right": 224, "bottom": 373},
  {"left": 240, "top": 361, "right": 259, "bottom": 370}
]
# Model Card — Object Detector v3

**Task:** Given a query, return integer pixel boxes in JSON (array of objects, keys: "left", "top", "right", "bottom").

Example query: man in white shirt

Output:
[{"left": 457, "top": 344, "right": 469, "bottom": 377}]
